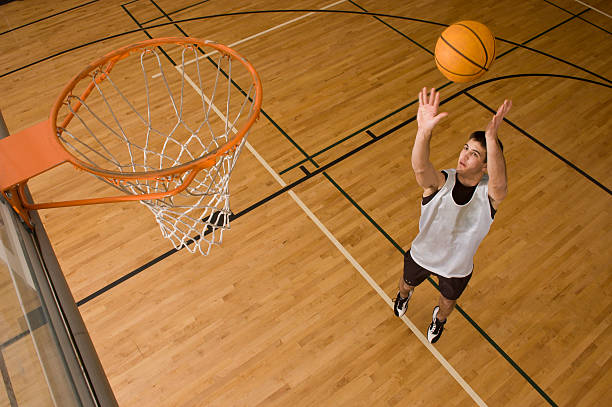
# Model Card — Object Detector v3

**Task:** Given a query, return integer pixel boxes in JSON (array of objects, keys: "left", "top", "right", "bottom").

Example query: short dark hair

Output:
[{"left": 468, "top": 131, "right": 504, "bottom": 162}]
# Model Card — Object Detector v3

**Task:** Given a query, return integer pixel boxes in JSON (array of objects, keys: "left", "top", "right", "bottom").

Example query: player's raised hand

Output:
[
  {"left": 486, "top": 99, "right": 512, "bottom": 138},
  {"left": 417, "top": 87, "right": 448, "bottom": 136}
]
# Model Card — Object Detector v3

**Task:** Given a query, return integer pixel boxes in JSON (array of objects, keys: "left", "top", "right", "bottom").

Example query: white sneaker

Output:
[
  {"left": 393, "top": 290, "right": 412, "bottom": 317},
  {"left": 427, "top": 306, "right": 446, "bottom": 343}
]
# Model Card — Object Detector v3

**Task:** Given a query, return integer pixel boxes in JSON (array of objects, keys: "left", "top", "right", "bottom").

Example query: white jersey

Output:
[{"left": 410, "top": 169, "right": 493, "bottom": 278}]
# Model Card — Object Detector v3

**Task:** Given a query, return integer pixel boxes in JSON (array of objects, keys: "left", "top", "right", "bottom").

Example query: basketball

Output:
[{"left": 434, "top": 21, "right": 496, "bottom": 83}]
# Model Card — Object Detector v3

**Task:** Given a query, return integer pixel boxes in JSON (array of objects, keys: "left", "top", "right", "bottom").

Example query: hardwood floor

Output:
[{"left": 0, "top": 0, "right": 610, "bottom": 405}]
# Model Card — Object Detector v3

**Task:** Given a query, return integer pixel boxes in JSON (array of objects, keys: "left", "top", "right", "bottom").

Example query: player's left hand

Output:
[{"left": 486, "top": 99, "right": 512, "bottom": 138}]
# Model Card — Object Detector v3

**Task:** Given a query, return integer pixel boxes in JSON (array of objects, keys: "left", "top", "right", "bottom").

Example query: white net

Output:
[{"left": 54, "top": 40, "right": 260, "bottom": 254}]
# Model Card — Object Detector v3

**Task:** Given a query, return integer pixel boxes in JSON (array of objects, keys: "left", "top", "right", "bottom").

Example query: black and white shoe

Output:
[
  {"left": 427, "top": 306, "right": 446, "bottom": 343},
  {"left": 393, "top": 290, "right": 412, "bottom": 317}
]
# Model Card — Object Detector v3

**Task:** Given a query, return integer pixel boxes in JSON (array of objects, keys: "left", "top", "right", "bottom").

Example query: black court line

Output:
[
  {"left": 463, "top": 89, "right": 611, "bottom": 195},
  {"left": 0, "top": 347, "right": 17, "bottom": 407},
  {"left": 348, "top": 0, "right": 433, "bottom": 55},
  {"left": 138, "top": 0, "right": 210, "bottom": 25},
  {"left": 278, "top": 81, "right": 455, "bottom": 175},
  {"left": 1, "top": 9, "right": 610, "bottom": 83},
  {"left": 278, "top": 2, "right": 611, "bottom": 194},
  {"left": 365, "top": 130, "right": 377, "bottom": 139},
  {"left": 497, "top": 36, "right": 610, "bottom": 83},
  {"left": 277, "top": 101, "right": 420, "bottom": 175},
  {"left": 77, "top": 246, "right": 178, "bottom": 306},
  {"left": 279, "top": 3, "right": 608, "bottom": 175},
  {"left": 0, "top": 330, "right": 29, "bottom": 350},
  {"left": 496, "top": 8, "right": 590, "bottom": 59},
  {"left": 543, "top": 0, "right": 611, "bottom": 35},
  {"left": 145, "top": 0, "right": 323, "bottom": 177},
  {"left": 0, "top": 0, "right": 100, "bottom": 36},
  {"left": 282, "top": 74, "right": 612, "bottom": 198},
  {"left": 121, "top": 3, "right": 179, "bottom": 65}
]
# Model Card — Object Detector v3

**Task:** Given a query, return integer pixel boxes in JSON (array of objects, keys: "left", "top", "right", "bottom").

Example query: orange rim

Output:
[
  {"left": 51, "top": 36, "right": 263, "bottom": 181},
  {"left": 0, "top": 37, "right": 262, "bottom": 224}
]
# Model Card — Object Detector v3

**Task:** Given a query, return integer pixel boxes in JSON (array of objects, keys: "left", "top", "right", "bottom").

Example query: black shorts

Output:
[{"left": 403, "top": 250, "right": 472, "bottom": 301}]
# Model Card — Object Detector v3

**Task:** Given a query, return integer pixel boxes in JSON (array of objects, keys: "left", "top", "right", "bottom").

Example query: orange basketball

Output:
[{"left": 434, "top": 21, "right": 496, "bottom": 83}]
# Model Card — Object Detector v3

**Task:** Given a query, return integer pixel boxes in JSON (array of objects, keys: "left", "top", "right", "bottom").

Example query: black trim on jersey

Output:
[{"left": 422, "top": 171, "right": 496, "bottom": 218}]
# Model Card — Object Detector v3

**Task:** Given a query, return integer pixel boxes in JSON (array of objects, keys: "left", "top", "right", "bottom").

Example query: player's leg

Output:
[
  {"left": 394, "top": 250, "right": 430, "bottom": 317},
  {"left": 398, "top": 274, "right": 415, "bottom": 299},
  {"left": 427, "top": 272, "right": 472, "bottom": 343},
  {"left": 436, "top": 295, "right": 457, "bottom": 321}
]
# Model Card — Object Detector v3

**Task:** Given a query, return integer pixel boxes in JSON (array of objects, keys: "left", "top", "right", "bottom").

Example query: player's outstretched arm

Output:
[
  {"left": 485, "top": 99, "right": 512, "bottom": 207},
  {"left": 412, "top": 87, "right": 447, "bottom": 195}
]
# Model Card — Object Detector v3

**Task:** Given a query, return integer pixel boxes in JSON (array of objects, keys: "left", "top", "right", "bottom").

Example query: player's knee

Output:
[{"left": 400, "top": 278, "right": 413, "bottom": 292}]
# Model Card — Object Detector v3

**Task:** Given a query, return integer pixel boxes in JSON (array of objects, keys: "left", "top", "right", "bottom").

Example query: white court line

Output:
[
  {"left": 244, "top": 145, "right": 488, "bottom": 407},
  {"left": 574, "top": 0, "right": 612, "bottom": 19},
  {"left": 177, "top": 66, "right": 488, "bottom": 405},
  {"left": 152, "top": 0, "right": 347, "bottom": 78}
]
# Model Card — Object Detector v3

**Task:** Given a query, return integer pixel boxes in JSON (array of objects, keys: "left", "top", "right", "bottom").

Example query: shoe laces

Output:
[
  {"left": 394, "top": 295, "right": 408, "bottom": 305},
  {"left": 431, "top": 318, "right": 445, "bottom": 333}
]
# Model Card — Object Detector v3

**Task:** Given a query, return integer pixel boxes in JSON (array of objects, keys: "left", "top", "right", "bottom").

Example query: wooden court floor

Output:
[{"left": 1, "top": 0, "right": 611, "bottom": 405}]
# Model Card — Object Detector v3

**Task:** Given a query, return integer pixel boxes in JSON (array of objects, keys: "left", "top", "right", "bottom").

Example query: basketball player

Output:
[{"left": 394, "top": 87, "right": 512, "bottom": 343}]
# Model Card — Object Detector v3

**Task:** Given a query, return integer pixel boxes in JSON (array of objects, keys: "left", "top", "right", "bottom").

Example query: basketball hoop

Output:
[{"left": 0, "top": 37, "right": 263, "bottom": 255}]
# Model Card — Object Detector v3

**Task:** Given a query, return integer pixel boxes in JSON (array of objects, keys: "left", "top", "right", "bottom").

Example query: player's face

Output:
[{"left": 457, "top": 139, "right": 486, "bottom": 175}]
